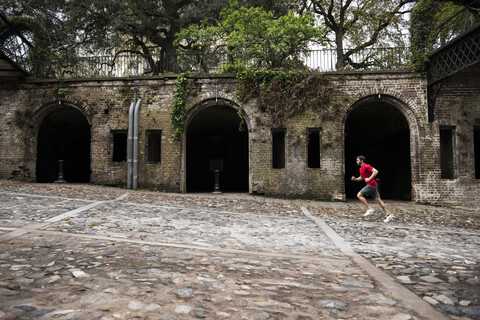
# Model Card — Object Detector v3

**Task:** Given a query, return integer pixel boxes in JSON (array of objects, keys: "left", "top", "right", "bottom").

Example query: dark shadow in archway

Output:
[
  {"left": 345, "top": 101, "right": 411, "bottom": 200},
  {"left": 187, "top": 105, "right": 248, "bottom": 192},
  {"left": 36, "top": 106, "right": 91, "bottom": 183}
]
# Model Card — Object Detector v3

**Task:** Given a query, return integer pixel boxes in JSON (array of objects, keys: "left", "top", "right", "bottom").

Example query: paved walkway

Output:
[{"left": 0, "top": 180, "right": 478, "bottom": 320}]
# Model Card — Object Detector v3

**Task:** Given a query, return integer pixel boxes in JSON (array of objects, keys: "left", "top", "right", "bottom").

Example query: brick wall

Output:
[
  {"left": 419, "top": 64, "right": 480, "bottom": 207},
  {"left": 0, "top": 69, "right": 478, "bottom": 209}
]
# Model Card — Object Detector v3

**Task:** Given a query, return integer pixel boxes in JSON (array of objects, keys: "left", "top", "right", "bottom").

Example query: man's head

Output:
[{"left": 356, "top": 155, "right": 366, "bottom": 166}]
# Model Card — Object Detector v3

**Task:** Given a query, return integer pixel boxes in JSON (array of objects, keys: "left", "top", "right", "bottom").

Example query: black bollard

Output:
[
  {"left": 213, "top": 169, "right": 221, "bottom": 194},
  {"left": 56, "top": 159, "right": 66, "bottom": 183}
]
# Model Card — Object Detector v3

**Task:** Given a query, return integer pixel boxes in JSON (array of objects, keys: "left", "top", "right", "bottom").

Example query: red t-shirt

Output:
[{"left": 359, "top": 164, "right": 378, "bottom": 187}]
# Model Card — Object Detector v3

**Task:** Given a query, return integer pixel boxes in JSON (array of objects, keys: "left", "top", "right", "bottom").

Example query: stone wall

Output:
[{"left": 0, "top": 69, "right": 478, "bottom": 209}]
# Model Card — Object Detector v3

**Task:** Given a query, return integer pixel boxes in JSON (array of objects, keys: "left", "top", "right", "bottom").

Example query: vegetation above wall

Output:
[
  {"left": 236, "top": 70, "right": 332, "bottom": 126},
  {"left": 175, "top": 1, "right": 323, "bottom": 71},
  {"left": 409, "top": 0, "right": 477, "bottom": 71},
  {"left": 2, "top": 0, "right": 475, "bottom": 78},
  {"left": 169, "top": 70, "right": 333, "bottom": 138}
]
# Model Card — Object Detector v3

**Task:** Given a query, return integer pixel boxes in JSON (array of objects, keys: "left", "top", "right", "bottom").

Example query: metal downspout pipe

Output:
[
  {"left": 132, "top": 98, "right": 142, "bottom": 190},
  {"left": 127, "top": 91, "right": 136, "bottom": 189},
  {"left": 127, "top": 90, "right": 141, "bottom": 190}
]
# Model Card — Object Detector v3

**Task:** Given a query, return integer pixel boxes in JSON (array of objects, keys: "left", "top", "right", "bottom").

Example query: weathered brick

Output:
[{"left": 0, "top": 69, "right": 478, "bottom": 208}]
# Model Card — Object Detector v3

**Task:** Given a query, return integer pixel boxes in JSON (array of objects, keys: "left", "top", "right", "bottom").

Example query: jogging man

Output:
[{"left": 351, "top": 155, "right": 394, "bottom": 222}]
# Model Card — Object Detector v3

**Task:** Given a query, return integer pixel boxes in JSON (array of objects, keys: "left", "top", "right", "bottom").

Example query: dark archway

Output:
[
  {"left": 345, "top": 99, "right": 412, "bottom": 200},
  {"left": 36, "top": 106, "right": 91, "bottom": 183},
  {"left": 186, "top": 105, "right": 248, "bottom": 192}
]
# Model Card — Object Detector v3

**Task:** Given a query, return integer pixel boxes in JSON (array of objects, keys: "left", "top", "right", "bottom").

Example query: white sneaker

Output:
[
  {"left": 364, "top": 208, "right": 374, "bottom": 216},
  {"left": 384, "top": 214, "right": 394, "bottom": 222}
]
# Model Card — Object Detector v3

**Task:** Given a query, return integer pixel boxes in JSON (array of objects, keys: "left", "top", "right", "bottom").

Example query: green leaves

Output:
[
  {"left": 176, "top": 0, "right": 323, "bottom": 70},
  {"left": 170, "top": 74, "right": 190, "bottom": 140},
  {"left": 308, "top": 0, "right": 414, "bottom": 69},
  {"left": 409, "top": 0, "right": 465, "bottom": 71},
  {"left": 237, "top": 69, "right": 331, "bottom": 126}
]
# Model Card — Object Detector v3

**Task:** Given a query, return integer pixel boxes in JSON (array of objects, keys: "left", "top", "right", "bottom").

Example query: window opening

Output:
[
  {"left": 272, "top": 129, "right": 286, "bottom": 169},
  {"left": 440, "top": 127, "right": 455, "bottom": 179},
  {"left": 146, "top": 130, "right": 162, "bottom": 163},
  {"left": 112, "top": 131, "right": 127, "bottom": 162},
  {"left": 307, "top": 128, "right": 321, "bottom": 168}
]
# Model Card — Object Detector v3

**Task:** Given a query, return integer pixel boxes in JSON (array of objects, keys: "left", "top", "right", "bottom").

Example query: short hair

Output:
[{"left": 356, "top": 155, "right": 366, "bottom": 162}]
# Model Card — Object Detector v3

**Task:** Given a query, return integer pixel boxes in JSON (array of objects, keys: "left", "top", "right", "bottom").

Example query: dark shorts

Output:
[{"left": 359, "top": 185, "right": 380, "bottom": 199}]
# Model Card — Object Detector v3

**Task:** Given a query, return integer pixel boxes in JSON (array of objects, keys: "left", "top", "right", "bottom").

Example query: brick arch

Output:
[
  {"left": 184, "top": 97, "right": 251, "bottom": 132},
  {"left": 350, "top": 88, "right": 415, "bottom": 110},
  {"left": 345, "top": 94, "right": 419, "bottom": 131},
  {"left": 344, "top": 94, "right": 421, "bottom": 162},
  {"left": 343, "top": 94, "right": 421, "bottom": 200},
  {"left": 180, "top": 97, "right": 251, "bottom": 193},
  {"left": 24, "top": 101, "right": 92, "bottom": 181},
  {"left": 185, "top": 83, "right": 240, "bottom": 109},
  {"left": 28, "top": 100, "right": 93, "bottom": 129}
]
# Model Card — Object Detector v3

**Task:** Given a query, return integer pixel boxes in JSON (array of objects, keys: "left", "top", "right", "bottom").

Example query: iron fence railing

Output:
[
  {"left": 434, "top": 1, "right": 480, "bottom": 49},
  {"left": 36, "top": 47, "right": 410, "bottom": 79},
  {"left": 2, "top": 2, "right": 478, "bottom": 80},
  {"left": 41, "top": 52, "right": 233, "bottom": 78},
  {"left": 305, "top": 47, "right": 409, "bottom": 71}
]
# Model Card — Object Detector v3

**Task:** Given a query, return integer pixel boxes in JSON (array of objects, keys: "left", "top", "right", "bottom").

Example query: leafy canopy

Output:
[
  {"left": 409, "top": 0, "right": 476, "bottom": 71},
  {"left": 175, "top": 0, "right": 323, "bottom": 70},
  {"left": 1, "top": 0, "right": 296, "bottom": 75},
  {"left": 300, "top": 0, "right": 415, "bottom": 69}
]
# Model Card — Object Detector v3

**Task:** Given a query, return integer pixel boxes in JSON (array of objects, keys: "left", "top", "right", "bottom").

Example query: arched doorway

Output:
[
  {"left": 345, "top": 97, "right": 412, "bottom": 200},
  {"left": 186, "top": 104, "right": 248, "bottom": 192},
  {"left": 36, "top": 106, "right": 91, "bottom": 183}
]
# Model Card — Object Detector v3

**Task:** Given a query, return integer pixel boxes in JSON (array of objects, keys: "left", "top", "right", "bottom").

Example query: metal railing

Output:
[
  {"left": 0, "top": 12, "right": 34, "bottom": 75},
  {"left": 37, "top": 47, "right": 409, "bottom": 79},
  {"left": 305, "top": 47, "right": 409, "bottom": 71},
  {"left": 433, "top": 2, "right": 480, "bottom": 49},
  {"left": 0, "top": 13, "right": 410, "bottom": 79},
  {"left": 2, "top": 3, "right": 478, "bottom": 80}
]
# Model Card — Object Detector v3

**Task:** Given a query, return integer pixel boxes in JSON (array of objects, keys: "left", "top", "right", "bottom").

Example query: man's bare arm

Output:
[{"left": 365, "top": 168, "right": 378, "bottom": 183}]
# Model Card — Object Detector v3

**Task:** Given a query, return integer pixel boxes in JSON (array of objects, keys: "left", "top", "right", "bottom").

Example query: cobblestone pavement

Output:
[{"left": 0, "top": 180, "right": 478, "bottom": 320}]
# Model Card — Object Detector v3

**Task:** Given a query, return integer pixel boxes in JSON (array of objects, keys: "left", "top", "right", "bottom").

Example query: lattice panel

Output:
[
  {"left": 428, "top": 27, "right": 480, "bottom": 85},
  {"left": 427, "top": 26, "right": 480, "bottom": 121}
]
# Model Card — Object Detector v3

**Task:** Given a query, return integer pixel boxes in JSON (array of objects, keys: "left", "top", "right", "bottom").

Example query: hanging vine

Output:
[
  {"left": 170, "top": 73, "right": 190, "bottom": 140},
  {"left": 236, "top": 70, "right": 332, "bottom": 126},
  {"left": 237, "top": 107, "right": 246, "bottom": 131}
]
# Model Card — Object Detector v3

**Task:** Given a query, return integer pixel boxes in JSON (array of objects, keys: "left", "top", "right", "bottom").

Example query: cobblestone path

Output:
[{"left": 0, "top": 180, "right": 478, "bottom": 320}]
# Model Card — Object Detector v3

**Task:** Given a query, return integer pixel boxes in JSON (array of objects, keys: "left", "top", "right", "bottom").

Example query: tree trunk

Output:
[
  {"left": 335, "top": 30, "right": 345, "bottom": 70},
  {"left": 162, "top": 42, "right": 178, "bottom": 73}
]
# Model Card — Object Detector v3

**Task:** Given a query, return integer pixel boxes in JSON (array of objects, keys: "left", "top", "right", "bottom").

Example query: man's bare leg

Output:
[
  {"left": 375, "top": 197, "right": 390, "bottom": 215},
  {"left": 357, "top": 192, "right": 371, "bottom": 209}
]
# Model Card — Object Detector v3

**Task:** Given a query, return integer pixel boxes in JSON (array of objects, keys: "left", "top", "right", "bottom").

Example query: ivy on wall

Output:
[
  {"left": 170, "top": 73, "right": 190, "bottom": 140},
  {"left": 169, "top": 70, "right": 332, "bottom": 138},
  {"left": 236, "top": 70, "right": 332, "bottom": 126}
]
